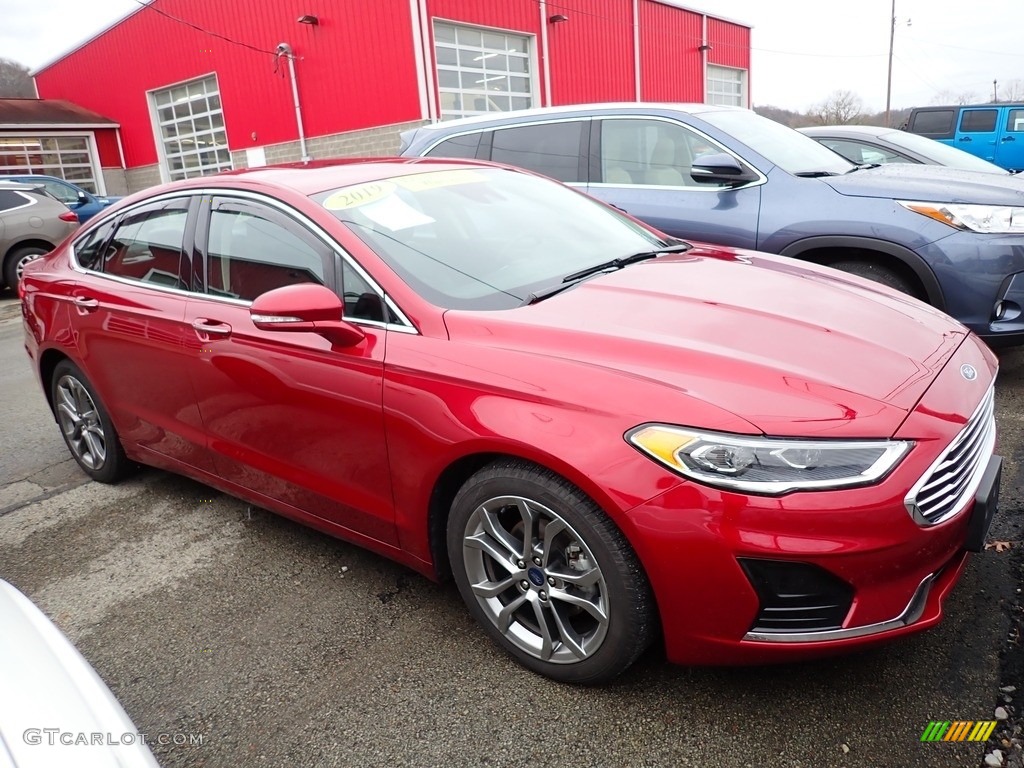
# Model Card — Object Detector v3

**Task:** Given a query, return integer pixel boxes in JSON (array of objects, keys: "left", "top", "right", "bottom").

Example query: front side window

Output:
[
  {"left": 433, "top": 22, "right": 534, "bottom": 120},
  {"left": 489, "top": 122, "right": 585, "bottom": 183},
  {"left": 600, "top": 118, "right": 731, "bottom": 187},
  {"left": 151, "top": 75, "right": 232, "bottom": 182},
  {"left": 1007, "top": 109, "right": 1024, "bottom": 133},
  {"left": 706, "top": 65, "right": 747, "bottom": 107},
  {"left": 0, "top": 136, "right": 100, "bottom": 193},
  {"left": 960, "top": 109, "right": 997, "bottom": 133},
  {"left": 42, "top": 180, "right": 81, "bottom": 205},
  {"left": 102, "top": 199, "right": 190, "bottom": 288},
  {"left": 205, "top": 200, "right": 327, "bottom": 302},
  {"left": 315, "top": 168, "right": 668, "bottom": 311}
]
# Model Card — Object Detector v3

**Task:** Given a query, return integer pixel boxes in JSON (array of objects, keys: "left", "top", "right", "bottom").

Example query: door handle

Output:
[
  {"left": 1002, "top": 136, "right": 1016, "bottom": 142},
  {"left": 192, "top": 318, "right": 232, "bottom": 337},
  {"left": 74, "top": 296, "right": 99, "bottom": 311},
  {"left": 958, "top": 136, "right": 972, "bottom": 142}
]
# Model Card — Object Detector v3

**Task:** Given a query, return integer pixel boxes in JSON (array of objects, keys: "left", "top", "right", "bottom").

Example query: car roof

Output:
[
  {"left": 409, "top": 102, "right": 745, "bottom": 135},
  {"left": 0, "top": 179, "right": 46, "bottom": 190},
  {"left": 799, "top": 125, "right": 893, "bottom": 137},
  {"left": 141, "top": 157, "right": 518, "bottom": 197}
]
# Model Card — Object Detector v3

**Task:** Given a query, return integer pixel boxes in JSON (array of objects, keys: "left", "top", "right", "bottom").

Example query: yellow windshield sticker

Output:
[
  {"left": 393, "top": 170, "right": 486, "bottom": 192},
  {"left": 322, "top": 181, "right": 397, "bottom": 210}
]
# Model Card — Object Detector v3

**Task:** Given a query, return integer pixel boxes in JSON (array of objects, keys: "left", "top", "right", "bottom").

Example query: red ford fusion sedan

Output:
[{"left": 20, "top": 159, "right": 1000, "bottom": 684}]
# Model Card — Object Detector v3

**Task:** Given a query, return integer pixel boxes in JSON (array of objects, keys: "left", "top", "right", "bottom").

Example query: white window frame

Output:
[
  {"left": 705, "top": 65, "right": 748, "bottom": 107},
  {"left": 432, "top": 20, "right": 538, "bottom": 121},
  {"left": 0, "top": 131, "right": 105, "bottom": 194},
  {"left": 147, "top": 73, "right": 232, "bottom": 183}
]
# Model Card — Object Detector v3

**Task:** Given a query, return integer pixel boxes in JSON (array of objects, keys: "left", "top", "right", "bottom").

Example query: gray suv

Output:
[
  {"left": 401, "top": 103, "right": 1024, "bottom": 346},
  {"left": 0, "top": 180, "right": 79, "bottom": 291}
]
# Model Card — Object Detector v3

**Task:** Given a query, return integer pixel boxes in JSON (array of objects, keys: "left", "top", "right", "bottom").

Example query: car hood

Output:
[
  {"left": 443, "top": 247, "right": 969, "bottom": 438},
  {"left": 821, "top": 163, "right": 1024, "bottom": 204}
]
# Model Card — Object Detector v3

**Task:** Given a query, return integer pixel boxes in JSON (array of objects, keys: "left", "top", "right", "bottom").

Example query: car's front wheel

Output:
[
  {"left": 447, "top": 459, "right": 655, "bottom": 684},
  {"left": 51, "top": 360, "right": 129, "bottom": 483}
]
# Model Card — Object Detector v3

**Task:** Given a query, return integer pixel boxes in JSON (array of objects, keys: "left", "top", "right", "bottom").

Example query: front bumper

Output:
[{"left": 623, "top": 334, "right": 998, "bottom": 665}]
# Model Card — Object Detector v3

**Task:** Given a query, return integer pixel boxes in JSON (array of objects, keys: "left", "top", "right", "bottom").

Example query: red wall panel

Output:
[
  {"left": 707, "top": 18, "right": 750, "bottom": 70},
  {"left": 548, "top": 0, "right": 634, "bottom": 105},
  {"left": 93, "top": 129, "right": 121, "bottom": 168},
  {"left": 36, "top": 0, "right": 421, "bottom": 168},
  {"left": 639, "top": 1, "right": 703, "bottom": 103}
]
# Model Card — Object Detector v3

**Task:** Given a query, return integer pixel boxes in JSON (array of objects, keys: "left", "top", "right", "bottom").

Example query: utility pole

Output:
[
  {"left": 993, "top": 79, "right": 999, "bottom": 102},
  {"left": 885, "top": 0, "right": 896, "bottom": 127}
]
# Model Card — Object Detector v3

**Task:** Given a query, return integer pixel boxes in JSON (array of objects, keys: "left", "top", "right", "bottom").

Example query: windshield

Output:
[
  {"left": 878, "top": 130, "right": 1009, "bottom": 174},
  {"left": 314, "top": 168, "right": 668, "bottom": 310},
  {"left": 701, "top": 109, "right": 854, "bottom": 176}
]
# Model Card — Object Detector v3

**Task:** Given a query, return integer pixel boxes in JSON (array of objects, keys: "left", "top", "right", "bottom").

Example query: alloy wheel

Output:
[
  {"left": 461, "top": 495, "right": 609, "bottom": 664},
  {"left": 55, "top": 374, "right": 107, "bottom": 470}
]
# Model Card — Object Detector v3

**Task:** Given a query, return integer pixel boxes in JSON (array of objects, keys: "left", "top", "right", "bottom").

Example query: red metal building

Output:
[{"left": 32, "top": 0, "right": 751, "bottom": 193}]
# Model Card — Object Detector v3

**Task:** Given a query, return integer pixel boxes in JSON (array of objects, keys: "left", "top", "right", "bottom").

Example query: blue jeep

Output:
[{"left": 904, "top": 104, "right": 1024, "bottom": 172}]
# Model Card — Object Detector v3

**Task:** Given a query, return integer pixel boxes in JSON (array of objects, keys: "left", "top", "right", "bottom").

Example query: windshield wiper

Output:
[
  {"left": 560, "top": 242, "right": 693, "bottom": 284},
  {"left": 845, "top": 163, "right": 881, "bottom": 173},
  {"left": 523, "top": 242, "right": 692, "bottom": 305},
  {"left": 794, "top": 170, "right": 841, "bottom": 177}
]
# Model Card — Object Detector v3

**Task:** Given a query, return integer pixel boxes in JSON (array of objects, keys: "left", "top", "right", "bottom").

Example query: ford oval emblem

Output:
[{"left": 960, "top": 364, "right": 978, "bottom": 381}]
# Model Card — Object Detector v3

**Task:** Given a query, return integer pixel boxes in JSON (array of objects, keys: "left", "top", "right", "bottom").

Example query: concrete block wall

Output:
[{"left": 232, "top": 120, "right": 428, "bottom": 169}]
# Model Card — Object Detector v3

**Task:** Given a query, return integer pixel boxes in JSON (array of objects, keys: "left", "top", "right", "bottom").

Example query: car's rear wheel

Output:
[
  {"left": 51, "top": 360, "right": 128, "bottom": 483},
  {"left": 829, "top": 259, "right": 918, "bottom": 298},
  {"left": 4, "top": 246, "right": 47, "bottom": 290},
  {"left": 447, "top": 459, "right": 655, "bottom": 684}
]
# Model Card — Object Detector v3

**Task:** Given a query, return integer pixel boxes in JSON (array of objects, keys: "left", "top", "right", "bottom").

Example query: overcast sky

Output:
[{"left": 1, "top": 0, "right": 1020, "bottom": 112}]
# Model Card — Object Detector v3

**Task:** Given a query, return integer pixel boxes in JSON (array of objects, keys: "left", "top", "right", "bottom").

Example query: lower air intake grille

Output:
[{"left": 739, "top": 559, "right": 854, "bottom": 634}]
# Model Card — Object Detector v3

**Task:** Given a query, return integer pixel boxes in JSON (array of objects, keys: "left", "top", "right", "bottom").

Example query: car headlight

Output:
[
  {"left": 899, "top": 201, "right": 1024, "bottom": 234},
  {"left": 626, "top": 425, "right": 912, "bottom": 495}
]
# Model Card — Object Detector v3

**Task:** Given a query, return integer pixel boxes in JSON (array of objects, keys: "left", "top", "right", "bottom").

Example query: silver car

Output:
[
  {"left": 0, "top": 180, "right": 79, "bottom": 292},
  {"left": 0, "top": 579, "right": 160, "bottom": 767}
]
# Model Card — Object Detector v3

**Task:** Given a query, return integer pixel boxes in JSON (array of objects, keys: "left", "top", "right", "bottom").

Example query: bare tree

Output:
[
  {"left": 930, "top": 89, "right": 980, "bottom": 105},
  {"left": 999, "top": 79, "right": 1024, "bottom": 102},
  {"left": 810, "top": 90, "right": 864, "bottom": 125},
  {"left": 0, "top": 57, "right": 33, "bottom": 98}
]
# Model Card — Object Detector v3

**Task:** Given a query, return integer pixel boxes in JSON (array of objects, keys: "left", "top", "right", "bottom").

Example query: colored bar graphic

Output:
[{"left": 921, "top": 721, "right": 997, "bottom": 742}]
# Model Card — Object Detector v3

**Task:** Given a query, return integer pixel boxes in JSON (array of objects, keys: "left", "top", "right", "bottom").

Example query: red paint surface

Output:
[{"left": 23, "top": 158, "right": 984, "bottom": 666}]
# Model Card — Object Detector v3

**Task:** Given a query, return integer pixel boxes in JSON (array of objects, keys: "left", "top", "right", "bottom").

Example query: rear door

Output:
[
  {"left": 68, "top": 195, "right": 212, "bottom": 468},
  {"left": 585, "top": 116, "right": 761, "bottom": 248},
  {"left": 996, "top": 107, "right": 1024, "bottom": 171},
  {"left": 955, "top": 108, "right": 1000, "bottom": 163}
]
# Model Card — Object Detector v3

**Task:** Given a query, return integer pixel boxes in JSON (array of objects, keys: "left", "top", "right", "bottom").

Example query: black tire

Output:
[
  {"left": 447, "top": 459, "right": 655, "bottom": 684},
  {"left": 829, "top": 259, "right": 919, "bottom": 298},
  {"left": 50, "top": 360, "right": 129, "bottom": 483},
  {"left": 3, "top": 246, "right": 47, "bottom": 291}
]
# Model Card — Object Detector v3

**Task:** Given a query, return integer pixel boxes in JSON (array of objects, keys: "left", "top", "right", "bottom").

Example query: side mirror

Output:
[
  {"left": 690, "top": 152, "right": 759, "bottom": 186},
  {"left": 250, "top": 284, "right": 365, "bottom": 347}
]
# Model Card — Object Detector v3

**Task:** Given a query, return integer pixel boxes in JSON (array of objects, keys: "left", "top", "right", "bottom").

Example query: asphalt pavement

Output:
[{"left": 1, "top": 289, "right": 1022, "bottom": 768}]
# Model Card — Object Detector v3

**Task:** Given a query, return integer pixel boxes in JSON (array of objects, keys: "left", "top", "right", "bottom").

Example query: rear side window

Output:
[
  {"left": 489, "top": 122, "right": 585, "bottom": 183},
  {"left": 818, "top": 139, "right": 909, "bottom": 166},
  {"left": 909, "top": 110, "right": 955, "bottom": 138},
  {"left": 0, "top": 189, "right": 33, "bottom": 212},
  {"left": 102, "top": 199, "right": 190, "bottom": 289},
  {"left": 424, "top": 133, "right": 481, "bottom": 159},
  {"left": 960, "top": 110, "right": 998, "bottom": 133},
  {"left": 74, "top": 221, "right": 117, "bottom": 270}
]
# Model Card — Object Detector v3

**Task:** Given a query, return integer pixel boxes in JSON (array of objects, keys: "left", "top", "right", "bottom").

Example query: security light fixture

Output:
[
  {"left": 548, "top": 14, "right": 568, "bottom": 23},
  {"left": 297, "top": 14, "right": 319, "bottom": 25}
]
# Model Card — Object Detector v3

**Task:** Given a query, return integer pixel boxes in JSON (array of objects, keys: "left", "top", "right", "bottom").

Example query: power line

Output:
[{"left": 131, "top": 0, "right": 277, "bottom": 56}]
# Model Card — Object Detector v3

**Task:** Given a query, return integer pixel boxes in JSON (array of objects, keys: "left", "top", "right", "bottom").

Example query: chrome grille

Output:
[{"left": 905, "top": 386, "right": 995, "bottom": 526}]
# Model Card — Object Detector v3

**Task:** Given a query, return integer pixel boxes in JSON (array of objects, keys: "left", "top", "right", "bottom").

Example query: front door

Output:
[
  {"left": 184, "top": 195, "right": 396, "bottom": 544},
  {"left": 585, "top": 117, "right": 762, "bottom": 249},
  {"left": 956, "top": 108, "right": 1000, "bottom": 163},
  {"left": 996, "top": 107, "right": 1024, "bottom": 171}
]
